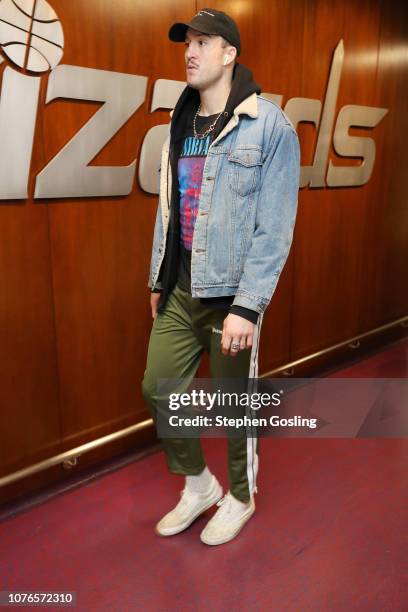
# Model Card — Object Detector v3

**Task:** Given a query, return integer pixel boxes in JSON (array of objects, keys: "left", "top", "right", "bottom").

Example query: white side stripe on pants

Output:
[{"left": 246, "top": 312, "right": 264, "bottom": 496}]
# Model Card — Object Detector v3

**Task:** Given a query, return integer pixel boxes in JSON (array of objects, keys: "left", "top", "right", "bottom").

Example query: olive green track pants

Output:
[{"left": 141, "top": 283, "right": 263, "bottom": 502}]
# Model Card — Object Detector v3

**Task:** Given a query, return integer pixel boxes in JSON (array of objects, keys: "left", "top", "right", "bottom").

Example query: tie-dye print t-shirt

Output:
[{"left": 177, "top": 111, "right": 219, "bottom": 292}]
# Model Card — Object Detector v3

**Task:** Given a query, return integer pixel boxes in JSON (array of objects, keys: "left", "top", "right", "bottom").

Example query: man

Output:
[{"left": 142, "top": 8, "right": 300, "bottom": 545}]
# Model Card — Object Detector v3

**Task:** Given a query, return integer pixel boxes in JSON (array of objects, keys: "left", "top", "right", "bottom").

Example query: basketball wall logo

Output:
[
  {"left": 0, "top": 1, "right": 388, "bottom": 200},
  {"left": 0, "top": 0, "right": 63, "bottom": 72}
]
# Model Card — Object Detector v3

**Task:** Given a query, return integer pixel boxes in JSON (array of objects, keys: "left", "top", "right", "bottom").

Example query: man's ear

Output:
[
  {"left": 223, "top": 46, "right": 237, "bottom": 67},
  {"left": 227, "top": 45, "right": 237, "bottom": 65}
]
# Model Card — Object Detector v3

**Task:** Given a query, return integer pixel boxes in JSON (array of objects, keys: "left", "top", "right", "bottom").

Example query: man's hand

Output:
[
  {"left": 221, "top": 313, "right": 254, "bottom": 356},
  {"left": 150, "top": 292, "right": 161, "bottom": 319}
]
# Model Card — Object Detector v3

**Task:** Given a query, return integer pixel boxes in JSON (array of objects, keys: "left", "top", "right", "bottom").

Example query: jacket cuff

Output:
[
  {"left": 229, "top": 305, "right": 259, "bottom": 324},
  {"left": 148, "top": 278, "right": 163, "bottom": 292},
  {"left": 231, "top": 290, "right": 268, "bottom": 314}
]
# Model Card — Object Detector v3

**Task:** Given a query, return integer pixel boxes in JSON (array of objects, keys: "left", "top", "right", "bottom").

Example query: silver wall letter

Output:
[
  {"left": 310, "top": 40, "right": 344, "bottom": 187},
  {"left": 0, "top": 67, "right": 40, "bottom": 199},
  {"left": 34, "top": 64, "right": 147, "bottom": 198},
  {"left": 284, "top": 97, "right": 322, "bottom": 188},
  {"left": 327, "top": 105, "right": 389, "bottom": 186},
  {"left": 138, "top": 79, "right": 185, "bottom": 195}
]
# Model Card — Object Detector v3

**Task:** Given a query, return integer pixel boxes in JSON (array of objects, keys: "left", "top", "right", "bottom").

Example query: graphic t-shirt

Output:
[{"left": 176, "top": 111, "right": 219, "bottom": 292}]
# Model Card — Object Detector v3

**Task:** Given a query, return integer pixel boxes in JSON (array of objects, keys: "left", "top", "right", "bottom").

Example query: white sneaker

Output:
[
  {"left": 200, "top": 491, "right": 255, "bottom": 545},
  {"left": 155, "top": 475, "right": 223, "bottom": 537}
]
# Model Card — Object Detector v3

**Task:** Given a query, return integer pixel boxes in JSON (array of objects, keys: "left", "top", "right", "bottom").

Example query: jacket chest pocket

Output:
[{"left": 227, "top": 146, "right": 263, "bottom": 198}]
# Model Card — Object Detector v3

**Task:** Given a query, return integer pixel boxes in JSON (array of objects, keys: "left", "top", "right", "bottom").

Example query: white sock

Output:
[
  {"left": 229, "top": 492, "right": 251, "bottom": 512},
  {"left": 186, "top": 466, "right": 213, "bottom": 493}
]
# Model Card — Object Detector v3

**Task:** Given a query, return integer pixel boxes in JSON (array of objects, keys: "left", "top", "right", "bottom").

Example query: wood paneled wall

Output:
[{"left": 1, "top": 0, "right": 407, "bottom": 501}]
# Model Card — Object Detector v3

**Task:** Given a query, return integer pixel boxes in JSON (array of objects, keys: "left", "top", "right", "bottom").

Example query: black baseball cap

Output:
[{"left": 168, "top": 8, "right": 241, "bottom": 56}]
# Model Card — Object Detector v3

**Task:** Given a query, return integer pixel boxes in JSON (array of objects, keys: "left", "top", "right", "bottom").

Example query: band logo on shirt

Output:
[
  {"left": 178, "top": 133, "right": 213, "bottom": 250},
  {"left": 181, "top": 135, "right": 211, "bottom": 157}
]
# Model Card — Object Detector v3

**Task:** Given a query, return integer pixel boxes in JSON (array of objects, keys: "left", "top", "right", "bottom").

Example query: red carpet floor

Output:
[{"left": 0, "top": 339, "right": 407, "bottom": 611}]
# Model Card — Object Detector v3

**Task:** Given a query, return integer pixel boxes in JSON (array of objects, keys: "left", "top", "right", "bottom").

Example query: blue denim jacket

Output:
[{"left": 148, "top": 93, "right": 301, "bottom": 315}]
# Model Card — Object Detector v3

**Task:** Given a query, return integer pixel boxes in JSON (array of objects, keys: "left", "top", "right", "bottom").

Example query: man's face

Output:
[{"left": 184, "top": 27, "right": 226, "bottom": 90}]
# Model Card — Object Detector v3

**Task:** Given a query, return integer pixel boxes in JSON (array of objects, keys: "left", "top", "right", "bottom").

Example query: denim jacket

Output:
[{"left": 148, "top": 93, "right": 301, "bottom": 315}]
